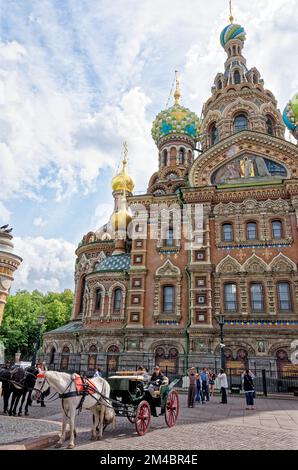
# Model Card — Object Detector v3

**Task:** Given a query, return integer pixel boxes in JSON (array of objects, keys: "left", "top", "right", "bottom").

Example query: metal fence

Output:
[{"left": 45, "top": 361, "right": 298, "bottom": 395}]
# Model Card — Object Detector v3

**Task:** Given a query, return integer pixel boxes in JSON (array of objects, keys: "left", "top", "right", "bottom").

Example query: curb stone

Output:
[{"left": 0, "top": 432, "right": 69, "bottom": 450}]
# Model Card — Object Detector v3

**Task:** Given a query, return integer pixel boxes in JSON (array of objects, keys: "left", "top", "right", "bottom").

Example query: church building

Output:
[{"left": 44, "top": 14, "right": 298, "bottom": 376}]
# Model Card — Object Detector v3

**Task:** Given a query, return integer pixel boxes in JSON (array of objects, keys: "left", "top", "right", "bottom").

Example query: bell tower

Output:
[{"left": 0, "top": 227, "right": 22, "bottom": 325}]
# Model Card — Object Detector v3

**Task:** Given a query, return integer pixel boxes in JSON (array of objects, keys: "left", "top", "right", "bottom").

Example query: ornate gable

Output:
[
  {"left": 216, "top": 255, "right": 242, "bottom": 274},
  {"left": 269, "top": 253, "right": 297, "bottom": 273},
  {"left": 242, "top": 254, "right": 268, "bottom": 274}
]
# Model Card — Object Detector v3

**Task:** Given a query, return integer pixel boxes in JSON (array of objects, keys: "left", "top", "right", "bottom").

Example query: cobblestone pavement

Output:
[
  {"left": 1, "top": 394, "right": 298, "bottom": 449},
  {"left": 0, "top": 415, "right": 61, "bottom": 444}
]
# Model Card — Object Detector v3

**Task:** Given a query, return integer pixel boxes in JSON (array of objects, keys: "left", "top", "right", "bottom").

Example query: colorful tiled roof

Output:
[{"left": 95, "top": 254, "right": 131, "bottom": 272}]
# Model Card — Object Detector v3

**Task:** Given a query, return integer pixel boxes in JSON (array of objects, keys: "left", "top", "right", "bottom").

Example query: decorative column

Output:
[{"left": 0, "top": 228, "right": 22, "bottom": 325}]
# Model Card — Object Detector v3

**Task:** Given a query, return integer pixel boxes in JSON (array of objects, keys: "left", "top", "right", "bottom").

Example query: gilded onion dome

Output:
[
  {"left": 151, "top": 72, "right": 201, "bottom": 146},
  {"left": 283, "top": 93, "right": 298, "bottom": 137},
  {"left": 110, "top": 196, "right": 133, "bottom": 231},
  {"left": 111, "top": 143, "right": 135, "bottom": 193}
]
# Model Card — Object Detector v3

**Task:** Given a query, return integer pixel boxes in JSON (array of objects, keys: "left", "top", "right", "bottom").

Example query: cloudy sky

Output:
[{"left": 0, "top": 0, "right": 297, "bottom": 293}]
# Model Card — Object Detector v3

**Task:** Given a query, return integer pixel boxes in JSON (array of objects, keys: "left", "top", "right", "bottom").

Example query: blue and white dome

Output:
[{"left": 220, "top": 23, "right": 246, "bottom": 48}]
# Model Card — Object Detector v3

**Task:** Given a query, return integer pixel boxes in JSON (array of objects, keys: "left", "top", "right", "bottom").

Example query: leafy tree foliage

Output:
[{"left": 0, "top": 289, "right": 73, "bottom": 358}]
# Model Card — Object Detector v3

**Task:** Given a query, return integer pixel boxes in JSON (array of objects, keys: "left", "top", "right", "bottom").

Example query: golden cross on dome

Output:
[
  {"left": 174, "top": 70, "right": 181, "bottom": 105},
  {"left": 229, "top": 0, "right": 234, "bottom": 23},
  {"left": 122, "top": 141, "right": 128, "bottom": 165}
]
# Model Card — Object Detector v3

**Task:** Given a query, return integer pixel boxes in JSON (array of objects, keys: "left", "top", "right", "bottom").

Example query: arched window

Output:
[
  {"left": 250, "top": 283, "right": 264, "bottom": 312},
  {"left": 162, "top": 149, "right": 168, "bottom": 167},
  {"left": 234, "top": 114, "right": 248, "bottom": 133},
  {"left": 246, "top": 222, "right": 258, "bottom": 240},
  {"left": 163, "top": 286, "right": 175, "bottom": 313},
  {"left": 94, "top": 288, "right": 101, "bottom": 312},
  {"left": 113, "top": 288, "right": 122, "bottom": 312},
  {"left": 234, "top": 70, "right": 241, "bottom": 84},
  {"left": 178, "top": 148, "right": 185, "bottom": 165},
  {"left": 253, "top": 74, "right": 258, "bottom": 84},
  {"left": 222, "top": 223, "right": 233, "bottom": 242},
  {"left": 60, "top": 346, "right": 70, "bottom": 371},
  {"left": 79, "top": 276, "right": 86, "bottom": 314},
  {"left": 266, "top": 115, "right": 275, "bottom": 136},
  {"left": 165, "top": 227, "right": 174, "bottom": 247},
  {"left": 277, "top": 282, "right": 292, "bottom": 311},
  {"left": 210, "top": 123, "right": 219, "bottom": 145},
  {"left": 224, "top": 283, "right": 237, "bottom": 312},
  {"left": 218, "top": 79, "right": 223, "bottom": 90},
  {"left": 107, "top": 345, "right": 119, "bottom": 373},
  {"left": 272, "top": 220, "right": 283, "bottom": 239},
  {"left": 88, "top": 345, "right": 97, "bottom": 371}
]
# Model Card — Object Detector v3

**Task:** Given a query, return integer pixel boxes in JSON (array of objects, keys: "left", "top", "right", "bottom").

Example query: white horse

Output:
[{"left": 32, "top": 370, "right": 115, "bottom": 449}]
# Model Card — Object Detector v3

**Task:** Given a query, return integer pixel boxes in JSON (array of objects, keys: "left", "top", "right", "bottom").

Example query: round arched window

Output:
[{"left": 234, "top": 114, "right": 248, "bottom": 133}]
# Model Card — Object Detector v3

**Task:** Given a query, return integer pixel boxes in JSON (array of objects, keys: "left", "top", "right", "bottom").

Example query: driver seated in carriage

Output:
[{"left": 148, "top": 366, "right": 169, "bottom": 393}]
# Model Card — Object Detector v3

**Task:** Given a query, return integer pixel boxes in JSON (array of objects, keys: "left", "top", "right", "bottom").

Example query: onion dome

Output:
[
  {"left": 220, "top": 22, "right": 246, "bottom": 48},
  {"left": 283, "top": 93, "right": 298, "bottom": 136},
  {"left": 151, "top": 72, "right": 201, "bottom": 146},
  {"left": 110, "top": 197, "right": 133, "bottom": 231},
  {"left": 111, "top": 142, "right": 135, "bottom": 193}
]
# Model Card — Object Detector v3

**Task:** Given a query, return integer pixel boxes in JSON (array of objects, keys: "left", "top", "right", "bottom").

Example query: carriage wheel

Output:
[
  {"left": 135, "top": 401, "right": 151, "bottom": 436},
  {"left": 165, "top": 390, "right": 179, "bottom": 427}
]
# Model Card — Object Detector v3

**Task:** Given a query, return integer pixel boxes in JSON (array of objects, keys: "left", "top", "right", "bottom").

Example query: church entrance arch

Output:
[{"left": 154, "top": 346, "right": 179, "bottom": 376}]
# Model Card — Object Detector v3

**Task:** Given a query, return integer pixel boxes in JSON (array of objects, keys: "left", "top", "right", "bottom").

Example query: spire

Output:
[
  {"left": 174, "top": 70, "right": 181, "bottom": 105},
  {"left": 229, "top": 0, "right": 234, "bottom": 24}
]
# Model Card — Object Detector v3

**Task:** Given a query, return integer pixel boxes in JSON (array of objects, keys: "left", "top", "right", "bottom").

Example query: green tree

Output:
[{"left": 0, "top": 289, "right": 73, "bottom": 358}]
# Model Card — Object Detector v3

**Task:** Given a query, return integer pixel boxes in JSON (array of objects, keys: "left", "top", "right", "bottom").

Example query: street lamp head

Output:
[
  {"left": 37, "top": 315, "right": 45, "bottom": 326},
  {"left": 215, "top": 313, "right": 225, "bottom": 325}
]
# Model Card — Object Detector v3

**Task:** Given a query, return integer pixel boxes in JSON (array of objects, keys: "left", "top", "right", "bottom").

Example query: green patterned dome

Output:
[
  {"left": 283, "top": 93, "right": 298, "bottom": 136},
  {"left": 151, "top": 103, "right": 201, "bottom": 145}
]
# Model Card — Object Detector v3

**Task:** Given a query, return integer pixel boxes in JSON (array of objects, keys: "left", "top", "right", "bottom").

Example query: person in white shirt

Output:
[{"left": 217, "top": 368, "right": 228, "bottom": 404}]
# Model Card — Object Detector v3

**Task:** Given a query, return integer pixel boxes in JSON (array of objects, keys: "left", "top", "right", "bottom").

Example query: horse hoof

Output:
[
  {"left": 18, "top": 412, "right": 22, "bottom": 416},
  {"left": 67, "top": 444, "right": 75, "bottom": 449},
  {"left": 55, "top": 443, "right": 63, "bottom": 449},
  {"left": 25, "top": 412, "right": 29, "bottom": 416}
]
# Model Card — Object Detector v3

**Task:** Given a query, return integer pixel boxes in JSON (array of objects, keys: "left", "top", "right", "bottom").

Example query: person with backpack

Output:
[{"left": 242, "top": 369, "right": 256, "bottom": 410}]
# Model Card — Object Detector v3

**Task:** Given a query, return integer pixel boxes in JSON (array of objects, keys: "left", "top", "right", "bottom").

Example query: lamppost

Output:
[
  {"left": 31, "top": 315, "right": 45, "bottom": 367},
  {"left": 215, "top": 313, "right": 225, "bottom": 371}
]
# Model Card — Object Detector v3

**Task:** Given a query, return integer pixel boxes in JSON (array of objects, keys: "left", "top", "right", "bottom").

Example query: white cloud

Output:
[
  {"left": 92, "top": 203, "right": 114, "bottom": 232},
  {"left": 0, "top": 202, "right": 11, "bottom": 224},
  {"left": 33, "top": 217, "right": 47, "bottom": 227},
  {"left": 12, "top": 236, "right": 76, "bottom": 293}
]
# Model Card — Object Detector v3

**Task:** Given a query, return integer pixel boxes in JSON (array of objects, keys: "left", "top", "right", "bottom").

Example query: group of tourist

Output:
[{"left": 187, "top": 367, "right": 256, "bottom": 410}]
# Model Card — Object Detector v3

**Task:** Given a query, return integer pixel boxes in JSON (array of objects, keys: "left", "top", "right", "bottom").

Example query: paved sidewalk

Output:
[
  {"left": 1, "top": 395, "right": 298, "bottom": 450},
  {"left": 0, "top": 415, "right": 61, "bottom": 445}
]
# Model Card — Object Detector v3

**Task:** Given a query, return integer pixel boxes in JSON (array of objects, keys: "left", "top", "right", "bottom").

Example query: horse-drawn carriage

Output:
[{"left": 107, "top": 371, "right": 179, "bottom": 435}]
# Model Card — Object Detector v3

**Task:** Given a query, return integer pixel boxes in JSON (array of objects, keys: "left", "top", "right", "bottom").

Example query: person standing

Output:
[
  {"left": 195, "top": 371, "right": 204, "bottom": 404},
  {"left": 187, "top": 367, "right": 196, "bottom": 408},
  {"left": 217, "top": 369, "right": 228, "bottom": 404},
  {"left": 201, "top": 368, "right": 210, "bottom": 402},
  {"left": 242, "top": 370, "right": 256, "bottom": 410},
  {"left": 36, "top": 361, "right": 46, "bottom": 407},
  {"left": 208, "top": 369, "right": 216, "bottom": 398},
  {"left": 93, "top": 367, "right": 102, "bottom": 378}
]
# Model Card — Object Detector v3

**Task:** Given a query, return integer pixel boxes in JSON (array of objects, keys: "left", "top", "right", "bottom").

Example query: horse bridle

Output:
[{"left": 33, "top": 373, "right": 50, "bottom": 397}]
